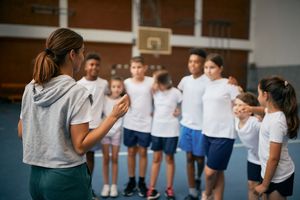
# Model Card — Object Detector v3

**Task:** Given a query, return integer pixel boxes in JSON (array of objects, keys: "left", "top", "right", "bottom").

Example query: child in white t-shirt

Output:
[
  {"left": 147, "top": 70, "right": 182, "bottom": 200},
  {"left": 233, "top": 92, "right": 261, "bottom": 200},
  {"left": 122, "top": 56, "right": 153, "bottom": 198},
  {"left": 202, "top": 53, "right": 240, "bottom": 200},
  {"left": 77, "top": 52, "right": 108, "bottom": 199},
  {"left": 255, "top": 76, "right": 299, "bottom": 199},
  {"left": 177, "top": 48, "right": 209, "bottom": 200},
  {"left": 100, "top": 77, "right": 125, "bottom": 198}
]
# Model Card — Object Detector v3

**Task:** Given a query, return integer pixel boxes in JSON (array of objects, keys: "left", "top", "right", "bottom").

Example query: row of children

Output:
[
  {"left": 19, "top": 28, "right": 298, "bottom": 200},
  {"left": 80, "top": 48, "right": 298, "bottom": 200}
]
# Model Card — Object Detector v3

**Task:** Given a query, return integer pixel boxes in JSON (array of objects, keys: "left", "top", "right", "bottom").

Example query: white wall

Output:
[{"left": 253, "top": 0, "right": 300, "bottom": 67}]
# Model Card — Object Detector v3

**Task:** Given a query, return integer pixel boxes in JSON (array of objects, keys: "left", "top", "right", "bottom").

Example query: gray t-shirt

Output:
[{"left": 21, "top": 75, "right": 91, "bottom": 168}]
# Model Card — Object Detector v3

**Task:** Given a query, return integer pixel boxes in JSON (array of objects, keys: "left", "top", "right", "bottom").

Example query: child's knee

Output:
[
  {"left": 248, "top": 181, "right": 259, "bottom": 191},
  {"left": 186, "top": 153, "right": 194, "bottom": 163},
  {"left": 205, "top": 166, "right": 217, "bottom": 179},
  {"left": 165, "top": 155, "right": 174, "bottom": 164}
]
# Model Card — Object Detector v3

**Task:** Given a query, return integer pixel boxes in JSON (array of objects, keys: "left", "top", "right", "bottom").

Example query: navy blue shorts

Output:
[
  {"left": 247, "top": 161, "right": 261, "bottom": 182},
  {"left": 203, "top": 135, "right": 234, "bottom": 171},
  {"left": 264, "top": 173, "right": 294, "bottom": 197},
  {"left": 151, "top": 136, "right": 178, "bottom": 155},
  {"left": 178, "top": 125, "right": 205, "bottom": 156},
  {"left": 123, "top": 128, "right": 151, "bottom": 148}
]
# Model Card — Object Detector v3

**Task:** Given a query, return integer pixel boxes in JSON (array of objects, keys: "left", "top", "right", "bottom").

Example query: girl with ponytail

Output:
[{"left": 255, "top": 76, "right": 299, "bottom": 199}]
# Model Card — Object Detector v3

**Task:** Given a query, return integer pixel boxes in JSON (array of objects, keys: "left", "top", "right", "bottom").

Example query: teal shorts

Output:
[{"left": 30, "top": 163, "right": 92, "bottom": 200}]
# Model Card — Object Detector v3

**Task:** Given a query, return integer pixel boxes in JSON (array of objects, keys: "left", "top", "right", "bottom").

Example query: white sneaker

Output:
[
  {"left": 101, "top": 184, "right": 110, "bottom": 197},
  {"left": 201, "top": 191, "right": 214, "bottom": 200},
  {"left": 110, "top": 184, "right": 118, "bottom": 197}
]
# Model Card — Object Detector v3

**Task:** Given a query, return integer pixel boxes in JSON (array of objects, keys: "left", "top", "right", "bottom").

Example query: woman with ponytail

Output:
[
  {"left": 17, "top": 28, "right": 129, "bottom": 200},
  {"left": 255, "top": 76, "right": 299, "bottom": 199}
]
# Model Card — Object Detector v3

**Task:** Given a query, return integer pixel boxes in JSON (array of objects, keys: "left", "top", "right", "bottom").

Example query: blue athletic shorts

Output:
[
  {"left": 178, "top": 125, "right": 205, "bottom": 156},
  {"left": 123, "top": 128, "right": 151, "bottom": 148},
  {"left": 247, "top": 161, "right": 261, "bottom": 182},
  {"left": 203, "top": 135, "right": 234, "bottom": 170},
  {"left": 151, "top": 136, "right": 178, "bottom": 155}
]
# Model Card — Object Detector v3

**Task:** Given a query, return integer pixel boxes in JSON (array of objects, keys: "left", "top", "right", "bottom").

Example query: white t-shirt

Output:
[
  {"left": 235, "top": 116, "right": 261, "bottom": 165},
  {"left": 202, "top": 78, "right": 240, "bottom": 139},
  {"left": 177, "top": 74, "right": 210, "bottom": 130},
  {"left": 103, "top": 96, "right": 123, "bottom": 137},
  {"left": 259, "top": 111, "right": 294, "bottom": 183},
  {"left": 123, "top": 76, "right": 153, "bottom": 132},
  {"left": 151, "top": 87, "right": 182, "bottom": 137},
  {"left": 77, "top": 77, "right": 108, "bottom": 129}
]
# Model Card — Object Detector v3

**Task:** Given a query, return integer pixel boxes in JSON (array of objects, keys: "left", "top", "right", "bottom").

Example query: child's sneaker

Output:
[
  {"left": 138, "top": 181, "right": 148, "bottom": 197},
  {"left": 165, "top": 187, "right": 175, "bottom": 200},
  {"left": 147, "top": 188, "right": 160, "bottom": 200},
  {"left": 201, "top": 191, "right": 214, "bottom": 200},
  {"left": 101, "top": 184, "right": 110, "bottom": 198},
  {"left": 122, "top": 181, "right": 136, "bottom": 196},
  {"left": 110, "top": 184, "right": 118, "bottom": 198}
]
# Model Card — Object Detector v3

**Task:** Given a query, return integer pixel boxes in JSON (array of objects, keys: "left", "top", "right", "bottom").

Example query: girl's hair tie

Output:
[{"left": 45, "top": 48, "right": 54, "bottom": 55}]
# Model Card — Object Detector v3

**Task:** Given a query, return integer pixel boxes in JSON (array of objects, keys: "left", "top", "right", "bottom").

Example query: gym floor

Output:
[{"left": 0, "top": 101, "right": 299, "bottom": 200}]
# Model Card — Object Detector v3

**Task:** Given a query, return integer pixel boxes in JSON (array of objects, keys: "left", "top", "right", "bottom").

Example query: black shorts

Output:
[
  {"left": 247, "top": 161, "right": 261, "bottom": 182},
  {"left": 264, "top": 173, "right": 294, "bottom": 197}
]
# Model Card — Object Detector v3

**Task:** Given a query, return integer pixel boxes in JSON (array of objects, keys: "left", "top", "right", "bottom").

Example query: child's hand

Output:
[
  {"left": 255, "top": 183, "right": 268, "bottom": 196},
  {"left": 239, "top": 105, "right": 252, "bottom": 115},
  {"left": 173, "top": 108, "right": 181, "bottom": 117},
  {"left": 111, "top": 94, "right": 130, "bottom": 118}
]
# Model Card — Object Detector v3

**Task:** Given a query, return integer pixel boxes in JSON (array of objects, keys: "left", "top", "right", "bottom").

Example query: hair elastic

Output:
[
  {"left": 45, "top": 48, "right": 53, "bottom": 55},
  {"left": 284, "top": 80, "right": 288, "bottom": 86}
]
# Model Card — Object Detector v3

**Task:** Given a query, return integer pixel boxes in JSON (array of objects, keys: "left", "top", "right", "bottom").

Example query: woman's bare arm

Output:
[{"left": 70, "top": 94, "right": 129, "bottom": 155}]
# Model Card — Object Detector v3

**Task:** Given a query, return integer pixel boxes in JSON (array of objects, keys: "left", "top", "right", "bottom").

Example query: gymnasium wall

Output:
[{"left": 0, "top": 0, "right": 251, "bottom": 99}]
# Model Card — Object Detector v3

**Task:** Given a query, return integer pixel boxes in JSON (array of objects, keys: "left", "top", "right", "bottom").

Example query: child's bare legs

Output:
[
  {"left": 149, "top": 151, "right": 163, "bottom": 188},
  {"left": 267, "top": 191, "right": 286, "bottom": 200},
  {"left": 86, "top": 151, "right": 94, "bottom": 174},
  {"left": 195, "top": 156, "right": 205, "bottom": 190},
  {"left": 196, "top": 157, "right": 205, "bottom": 178},
  {"left": 102, "top": 144, "right": 110, "bottom": 185},
  {"left": 204, "top": 166, "right": 218, "bottom": 197},
  {"left": 213, "top": 171, "right": 224, "bottom": 200},
  {"left": 248, "top": 180, "right": 260, "bottom": 200},
  {"left": 128, "top": 146, "right": 138, "bottom": 177},
  {"left": 186, "top": 152, "right": 196, "bottom": 188},
  {"left": 111, "top": 145, "right": 120, "bottom": 185},
  {"left": 165, "top": 154, "right": 175, "bottom": 188},
  {"left": 138, "top": 146, "right": 148, "bottom": 178}
]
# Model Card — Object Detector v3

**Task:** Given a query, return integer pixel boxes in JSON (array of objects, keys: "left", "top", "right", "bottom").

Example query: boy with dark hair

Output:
[
  {"left": 77, "top": 52, "right": 109, "bottom": 200},
  {"left": 178, "top": 48, "right": 208, "bottom": 200}
]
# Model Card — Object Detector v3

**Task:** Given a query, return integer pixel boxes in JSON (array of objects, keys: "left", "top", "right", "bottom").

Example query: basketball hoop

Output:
[{"left": 137, "top": 26, "right": 172, "bottom": 56}]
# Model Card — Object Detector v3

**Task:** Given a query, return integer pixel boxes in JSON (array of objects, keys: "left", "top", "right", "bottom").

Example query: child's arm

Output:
[
  {"left": 173, "top": 104, "right": 181, "bottom": 117},
  {"left": 255, "top": 142, "right": 282, "bottom": 195},
  {"left": 241, "top": 105, "right": 265, "bottom": 117},
  {"left": 18, "top": 119, "right": 22, "bottom": 139},
  {"left": 70, "top": 94, "right": 129, "bottom": 155}
]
